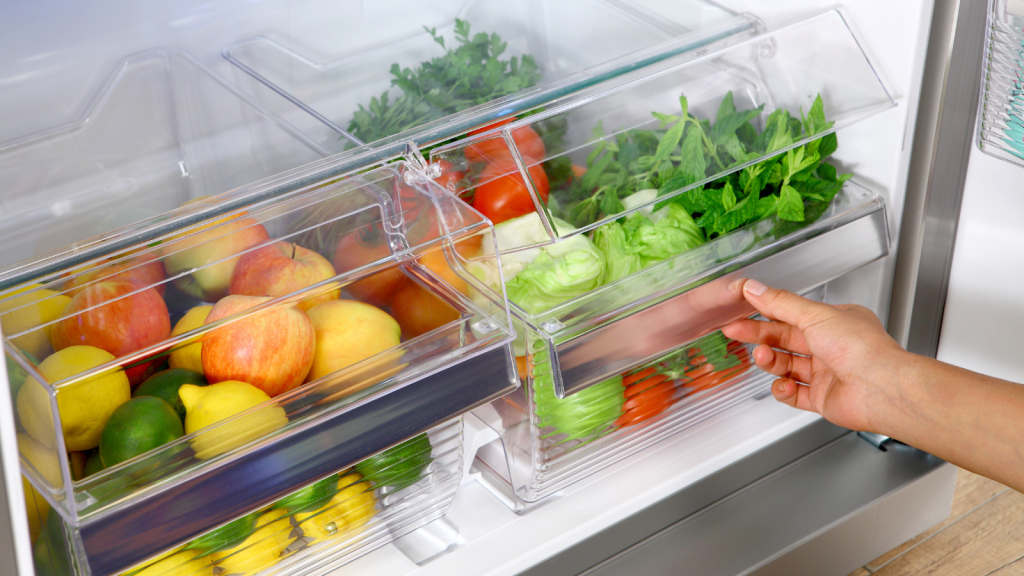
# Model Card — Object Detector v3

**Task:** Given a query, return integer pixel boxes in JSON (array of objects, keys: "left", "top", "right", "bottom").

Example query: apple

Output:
[
  {"left": 49, "top": 279, "right": 171, "bottom": 386},
  {"left": 305, "top": 300, "right": 401, "bottom": 383},
  {"left": 202, "top": 295, "right": 315, "bottom": 397},
  {"left": 64, "top": 252, "right": 166, "bottom": 298},
  {"left": 162, "top": 217, "right": 270, "bottom": 302},
  {"left": 230, "top": 241, "right": 340, "bottom": 312}
]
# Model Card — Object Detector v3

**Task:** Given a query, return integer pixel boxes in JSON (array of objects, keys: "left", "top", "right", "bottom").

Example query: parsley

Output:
[
  {"left": 549, "top": 92, "right": 851, "bottom": 239},
  {"left": 347, "top": 20, "right": 542, "bottom": 144}
]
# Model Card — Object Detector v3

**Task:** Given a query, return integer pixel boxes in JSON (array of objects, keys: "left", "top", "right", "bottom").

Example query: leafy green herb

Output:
[{"left": 347, "top": 20, "right": 542, "bottom": 144}]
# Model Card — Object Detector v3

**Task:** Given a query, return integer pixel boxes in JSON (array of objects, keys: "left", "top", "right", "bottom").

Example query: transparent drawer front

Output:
[
  {"left": 29, "top": 418, "right": 463, "bottom": 576},
  {"left": 430, "top": 10, "right": 892, "bottom": 396},
  {"left": 3, "top": 154, "right": 515, "bottom": 575},
  {"left": 978, "top": 0, "right": 1024, "bottom": 165},
  {"left": 0, "top": 49, "right": 328, "bottom": 275},
  {"left": 222, "top": 0, "right": 753, "bottom": 154}
]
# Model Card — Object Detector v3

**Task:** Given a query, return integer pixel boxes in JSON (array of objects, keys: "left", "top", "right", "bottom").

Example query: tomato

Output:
[
  {"left": 430, "top": 159, "right": 465, "bottom": 194},
  {"left": 465, "top": 125, "right": 546, "bottom": 164},
  {"left": 390, "top": 284, "right": 460, "bottom": 338},
  {"left": 469, "top": 118, "right": 514, "bottom": 136},
  {"left": 473, "top": 158, "right": 550, "bottom": 224},
  {"left": 333, "top": 229, "right": 408, "bottom": 308}
]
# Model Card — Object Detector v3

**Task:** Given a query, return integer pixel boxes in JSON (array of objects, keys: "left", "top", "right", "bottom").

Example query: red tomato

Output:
[
  {"left": 465, "top": 125, "right": 546, "bottom": 164},
  {"left": 430, "top": 159, "right": 465, "bottom": 194},
  {"left": 333, "top": 230, "right": 408, "bottom": 308},
  {"left": 390, "top": 284, "right": 459, "bottom": 338},
  {"left": 473, "top": 158, "right": 550, "bottom": 224},
  {"left": 469, "top": 118, "right": 515, "bottom": 136}
]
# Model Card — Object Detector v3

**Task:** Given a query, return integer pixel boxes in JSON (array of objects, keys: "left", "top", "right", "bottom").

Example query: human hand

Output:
[{"left": 721, "top": 279, "right": 910, "bottom": 433}]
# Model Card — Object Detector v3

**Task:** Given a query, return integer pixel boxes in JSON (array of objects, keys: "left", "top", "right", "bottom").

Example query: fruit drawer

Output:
[
  {"left": 221, "top": 0, "right": 755, "bottom": 155},
  {"left": 428, "top": 10, "right": 893, "bottom": 397},
  {"left": 3, "top": 149, "right": 515, "bottom": 576},
  {"left": 29, "top": 418, "right": 464, "bottom": 576}
]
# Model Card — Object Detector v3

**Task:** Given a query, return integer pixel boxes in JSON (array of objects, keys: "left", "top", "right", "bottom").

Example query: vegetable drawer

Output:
[
  {"left": 30, "top": 418, "right": 464, "bottom": 576},
  {"left": 977, "top": 0, "right": 1024, "bottom": 166},
  {"left": 424, "top": 10, "right": 893, "bottom": 503},
  {"left": 221, "top": 0, "right": 756, "bottom": 156},
  {"left": 3, "top": 146, "right": 515, "bottom": 575}
]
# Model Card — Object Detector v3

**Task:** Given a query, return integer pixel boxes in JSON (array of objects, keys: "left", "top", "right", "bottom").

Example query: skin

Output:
[{"left": 721, "top": 279, "right": 1024, "bottom": 493}]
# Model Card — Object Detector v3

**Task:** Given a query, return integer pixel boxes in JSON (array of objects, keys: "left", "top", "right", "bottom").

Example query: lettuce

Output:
[
  {"left": 506, "top": 246, "right": 605, "bottom": 314},
  {"left": 592, "top": 222, "right": 643, "bottom": 283},
  {"left": 595, "top": 204, "right": 705, "bottom": 283}
]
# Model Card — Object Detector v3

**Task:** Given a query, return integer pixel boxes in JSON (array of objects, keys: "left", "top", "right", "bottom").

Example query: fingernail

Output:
[{"left": 745, "top": 279, "right": 768, "bottom": 296}]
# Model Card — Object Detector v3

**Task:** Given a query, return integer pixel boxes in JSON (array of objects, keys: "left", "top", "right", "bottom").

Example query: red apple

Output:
[
  {"left": 64, "top": 252, "right": 167, "bottom": 298},
  {"left": 162, "top": 217, "right": 270, "bottom": 302},
  {"left": 230, "top": 241, "right": 340, "bottom": 312},
  {"left": 49, "top": 279, "right": 172, "bottom": 385},
  {"left": 202, "top": 295, "right": 315, "bottom": 397}
]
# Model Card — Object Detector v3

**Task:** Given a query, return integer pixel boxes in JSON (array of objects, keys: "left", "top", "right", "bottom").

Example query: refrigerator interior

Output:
[{"left": 0, "top": 0, "right": 942, "bottom": 574}]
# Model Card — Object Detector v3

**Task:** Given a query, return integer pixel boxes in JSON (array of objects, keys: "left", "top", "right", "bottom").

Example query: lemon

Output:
[
  {"left": 17, "top": 346, "right": 131, "bottom": 451},
  {"left": 18, "top": 433, "right": 62, "bottom": 486},
  {"left": 168, "top": 306, "right": 212, "bottom": 374},
  {"left": 294, "top": 473, "right": 376, "bottom": 541},
  {"left": 184, "top": 511, "right": 260, "bottom": 556},
  {"left": 133, "top": 550, "right": 212, "bottom": 576},
  {"left": 179, "top": 381, "right": 287, "bottom": 460},
  {"left": 212, "top": 510, "right": 294, "bottom": 576},
  {"left": 0, "top": 285, "right": 71, "bottom": 360}
]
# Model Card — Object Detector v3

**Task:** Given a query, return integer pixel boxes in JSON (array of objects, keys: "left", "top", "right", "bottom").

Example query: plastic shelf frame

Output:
[
  {"left": 0, "top": 49, "right": 331, "bottom": 276},
  {"left": 31, "top": 419, "right": 464, "bottom": 576},
  {"left": 2, "top": 151, "right": 516, "bottom": 576},
  {"left": 221, "top": 0, "right": 757, "bottom": 155},
  {"left": 429, "top": 10, "right": 894, "bottom": 397},
  {"left": 977, "top": 0, "right": 1024, "bottom": 165}
]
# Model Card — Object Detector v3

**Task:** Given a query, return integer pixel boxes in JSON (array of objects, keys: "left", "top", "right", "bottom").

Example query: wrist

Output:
[{"left": 863, "top": 347, "right": 923, "bottom": 437}]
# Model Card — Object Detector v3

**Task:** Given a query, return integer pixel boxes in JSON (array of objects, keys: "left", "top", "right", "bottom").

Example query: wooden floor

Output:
[{"left": 846, "top": 468, "right": 1023, "bottom": 575}]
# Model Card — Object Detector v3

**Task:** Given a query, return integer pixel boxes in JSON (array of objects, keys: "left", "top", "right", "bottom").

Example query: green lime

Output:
[
  {"left": 184, "top": 510, "right": 260, "bottom": 557},
  {"left": 134, "top": 368, "right": 207, "bottom": 421},
  {"left": 354, "top": 434, "right": 433, "bottom": 490},
  {"left": 83, "top": 450, "right": 104, "bottom": 478},
  {"left": 272, "top": 474, "right": 338, "bottom": 513},
  {"left": 99, "top": 397, "right": 184, "bottom": 468},
  {"left": 33, "top": 509, "right": 72, "bottom": 576}
]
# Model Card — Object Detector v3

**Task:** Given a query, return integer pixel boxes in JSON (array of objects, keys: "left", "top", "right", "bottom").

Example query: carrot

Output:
[
  {"left": 615, "top": 399, "right": 672, "bottom": 427},
  {"left": 623, "top": 374, "right": 671, "bottom": 398},
  {"left": 623, "top": 381, "right": 675, "bottom": 411},
  {"left": 622, "top": 367, "right": 658, "bottom": 387},
  {"left": 516, "top": 355, "right": 528, "bottom": 382}
]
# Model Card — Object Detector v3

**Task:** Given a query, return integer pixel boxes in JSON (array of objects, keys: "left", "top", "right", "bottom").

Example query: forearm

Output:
[{"left": 880, "top": 352, "right": 1024, "bottom": 492}]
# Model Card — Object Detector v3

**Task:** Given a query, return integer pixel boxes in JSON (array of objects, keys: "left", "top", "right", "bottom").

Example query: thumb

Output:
[{"left": 741, "top": 279, "right": 831, "bottom": 331}]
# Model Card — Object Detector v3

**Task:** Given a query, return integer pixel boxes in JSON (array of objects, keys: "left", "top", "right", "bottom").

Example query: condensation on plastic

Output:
[{"left": 29, "top": 419, "right": 463, "bottom": 576}]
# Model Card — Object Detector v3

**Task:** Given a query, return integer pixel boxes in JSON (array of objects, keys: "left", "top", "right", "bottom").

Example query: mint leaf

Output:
[
  {"left": 801, "top": 95, "right": 834, "bottom": 136},
  {"left": 676, "top": 127, "right": 707, "bottom": 181},
  {"left": 721, "top": 181, "right": 736, "bottom": 211},
  {"left": 817, "top": 132, "right": 838, "bottom": 159},
  {"left": 716, "top": 91, "right": 737, "bottom": 123},
  {"left": 711, "top": 105, "right": 765, "bottom": 146},
  {"left": 778, "top": 185, "right": 805, "bottom": 221},
  {"left": 655, "top": 119, "right": 686, "bottom": 163},
  {"left": 816, "top": 162, "right": 838, "bottom": 182},
  {"left": 755, "top": 195, "right": 778, "bottom": 218},
  {"left": 652, "top": 111, "right": 680, "bottom": 128}
]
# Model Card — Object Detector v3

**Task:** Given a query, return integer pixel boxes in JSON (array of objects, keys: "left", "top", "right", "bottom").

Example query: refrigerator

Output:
[{"left": 0, "top": 0, "right": 990, "bottom": 574}]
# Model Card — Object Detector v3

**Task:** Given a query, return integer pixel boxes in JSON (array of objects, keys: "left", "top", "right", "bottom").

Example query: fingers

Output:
[
  {"left": 752, "top": 344, "right": 813, "bottom": 384},
  {"left": 721, "top": 318, "right": 811, "bottom": 356},
  {"left": 740, "top": 279, "right": 833, "bottom": 331},
  {"left": 771, "top": 378, "right": 814, "bottom": 412}
]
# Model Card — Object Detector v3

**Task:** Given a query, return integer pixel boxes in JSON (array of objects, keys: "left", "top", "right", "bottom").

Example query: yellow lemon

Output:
[
  {"left": 17, "top": 346, "right": 131, "bottom": 451},
  {"left": 212, "top": 510, "right": 294, "bottom": 576},
  {"left": 0, "top": 285, "right": 71, "bottom": 359},
  {"left": 168, "top": 306, "right": 212, "bottom": 374},
  {"left": 132, "top": 549, "right": 212, "bottom": 576},
  {"left": 179, "top": 381, "right": 287, "bottom": 460},
  {"left": 23, "top": 476, "right": 49, "bottom": 545},
  {"left": 18, "top": 433, "right": 62, "bottom": 486},
  {"left": 294, "top": 473, "right": 376, "bottom": 541},
  {"left": 304, "top": 300, "right": 401, "bottom": 383}
]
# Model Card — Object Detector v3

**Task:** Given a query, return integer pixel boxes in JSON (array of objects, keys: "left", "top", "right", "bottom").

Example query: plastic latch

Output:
[
  {"left": 471, "top": 318, "right": 498, "bottom": 334},
  {"left": 856, "top": 431, "right": 892, "bottom": 451},
  {"left": 539, "top": 319, "right": 565, "bottom": 334},
  {"left": 1007, "top": 0, "right": 1024, "bottom": 17}
]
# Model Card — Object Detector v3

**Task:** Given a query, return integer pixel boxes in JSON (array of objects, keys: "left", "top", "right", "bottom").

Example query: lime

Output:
[
  {"left": 354, "top": 434, "right": 433, "bottom": 490},
  {"left": 32, "top": 510, "right": 71, "bottom": 576},
  {"left": 135, "top": 368, "right": 206, "bottom": 421},
  {"left": 184, "top": 511, "right": 260, "bottom": 557},
  {"left": 99, "top": 397, "right": 184, "bottom": 467},
  {"left": 272, "top": 474, "right": 338, "bottom": 513},
  {"left": 83, "top": 451, "right": 104, "bottom": 478},
  {"left": 7, "top": 349, "right": 39, "bottom": 407}
]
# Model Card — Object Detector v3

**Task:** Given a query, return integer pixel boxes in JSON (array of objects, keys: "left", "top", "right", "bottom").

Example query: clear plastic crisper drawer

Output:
[
  {"left": 30, "top": 419, "right": 464, "bottom": 576},
  {"left": 0, "top": 49, "right": 330, "bottom": 277},
  {"left": 3, "top": 144, "right": 515, "bottom": 575},
  {"left": 222, "top": 0, "right": 756, "bottom": 155},
  {"left": 977, "top": 0, "right": 1024, "bottom": 165},
  {"left": 429, "top": 10, "right": 893, "bottom": 397}
]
